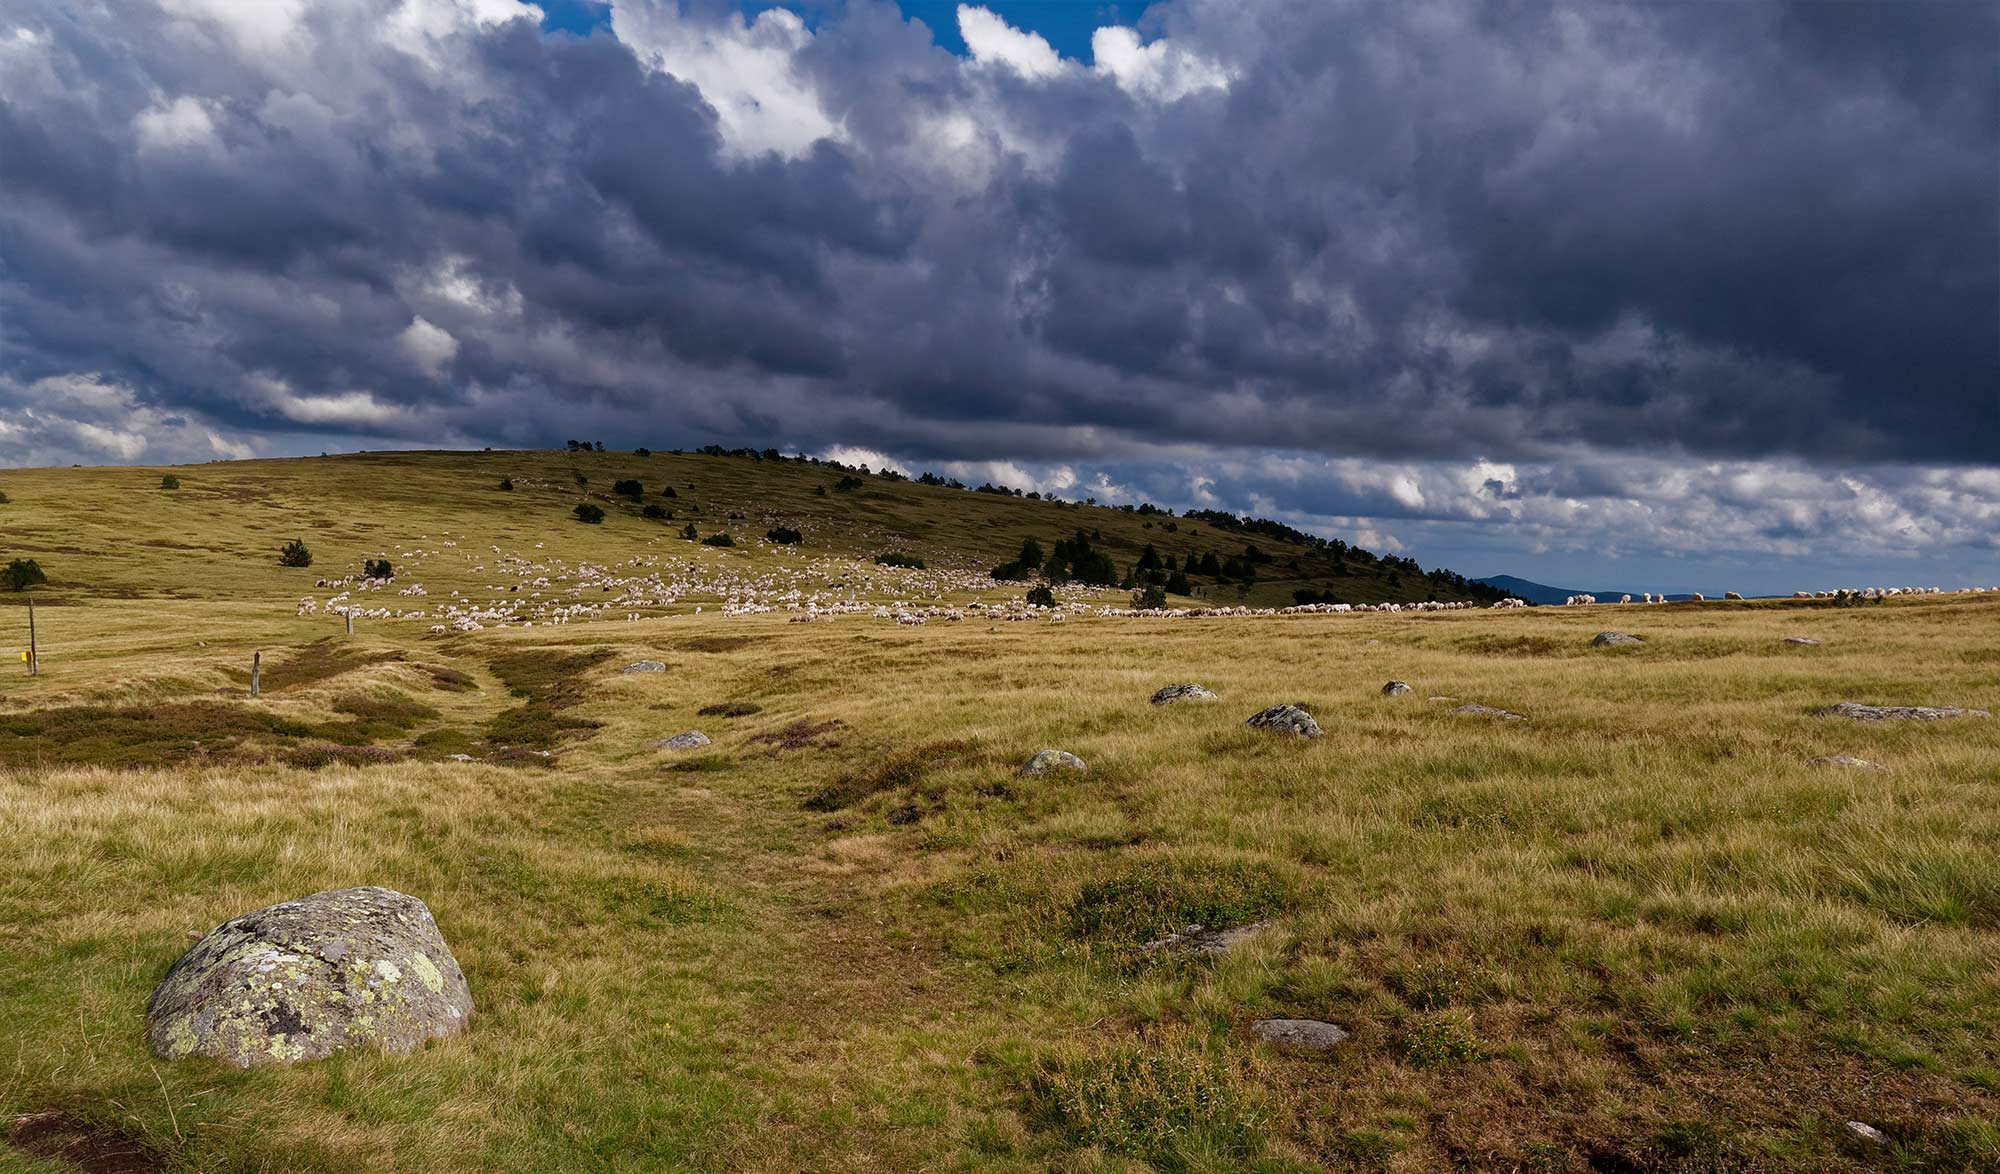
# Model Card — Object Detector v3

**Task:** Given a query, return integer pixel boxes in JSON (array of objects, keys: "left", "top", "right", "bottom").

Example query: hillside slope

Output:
[{"left": 0, "top": 448, "right": 1502, "bottom": 612}]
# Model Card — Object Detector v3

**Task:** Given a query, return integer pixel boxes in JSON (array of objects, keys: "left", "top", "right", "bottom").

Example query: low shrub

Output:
[
  {"left": 362, "top": 558, "right": 393, "bottom": 580},
  {"left": 573, "top": 503, "right": 605, "bottom": 524},
  {"left": 498, "top": 478, "right": 513, "bottom": 491},
  {"left": 160, "top": 475, "right": 180, "bottom": 489},
  {"left": 875, "top": 552, "right": 925, "bottom": 569},
  {"left": 701, "top": 532, "right": 735, "bottom": 547},
  {"left": 661, "top": 486, "right": 677, "bottom": 498},
  {"left": 1026, "top": 584, "right": 1055, "bottom": 608},
  {"left": 633, "top": 447, "right": 651, "bottom": 457},
  {"left": 766, "top": 526, "right": 803, "bottom": 545},
  {"left": 613, "top": 479, "right": 644, "bottom": 499},
  {"left": 1132, "top": 584, "right": 1167, "bottom": 609},
  {"left": 277, "top": 539, "right": 313, "bottom": 568},
  {"left": 642, "top": 504, "right": 669, "bottom": 520},
  {"left": 833, "top": 475, "right": 865, "bottom": 492}
]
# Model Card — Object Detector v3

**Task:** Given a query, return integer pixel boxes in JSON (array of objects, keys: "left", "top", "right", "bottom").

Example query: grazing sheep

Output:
[
  {"left": 1691, "top": 593, "right": 1705, "bottom": 602},
  {"left": 1725, "top": 591, "right": 1744, "bottom": 600}
]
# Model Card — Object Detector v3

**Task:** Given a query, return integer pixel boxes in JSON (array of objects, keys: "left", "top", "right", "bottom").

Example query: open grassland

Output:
[{"left": 2, "top": 457, "right": 1998, "bottom": 1171}]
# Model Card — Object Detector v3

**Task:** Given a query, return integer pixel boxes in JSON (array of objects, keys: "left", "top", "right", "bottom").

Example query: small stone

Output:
[
  {"left": 147, "top": 887, "right": 472, "bottom": 1067},
  {"left": 1251, "top": 1018, "right": 1348, "bottom": 1050},
  {"left": 1142, "top": 920, "right": 1269, "bottom": 958},
  {"left": 1591, "top": 631, "right": 1643, "bottom": 647},
  {"left": 1150, "top": 683, "right": 1219, "bottom": 706},
  {"left": 653, "top": 731, "right": 711, "bottom": 750},
  {"left": 447, "top": 753, "right": 474, "bottom": 762},
  {"left": 1381, "top": 681, "right": 1413, "bottom": 696},
  {"left": 1811, "top": 755, "right": 1881, "bottom": 769},
  {"left": 1783, "top": 636, "right": 1820, "bottom": 646},
  {"left": 1818, "top": 702, "right": 1989, "bottom": 722},
  {"left": 1845, "top": 1121, "right": 1889, "bottom": 1146},
  {"left": 1246, "top": 704, "right": 1321, "bottom": 738},
  {"left": 1022, "top": 749, "right": 1087, "bottom": 775},
  {"left": 622, "top": 660, "right": 666, "bottom": 674},
  {"left": 1451, "top": 703, "right": 1526, "bottom": 721}
]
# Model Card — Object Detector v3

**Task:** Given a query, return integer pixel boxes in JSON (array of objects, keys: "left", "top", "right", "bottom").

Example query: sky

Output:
[{"left": 1, "top": 0, "right": 1995, "bottom": 594}]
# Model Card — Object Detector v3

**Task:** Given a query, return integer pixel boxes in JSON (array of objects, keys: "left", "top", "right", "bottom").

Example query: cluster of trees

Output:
[
  {"left": 3, "top": 558, "right": 46, "bottom": 591},
  {"left": 991, "top": 531, "right": 1120, "bottom": 586},
  {"left": 563, "top": 440, "right": 605, "bottom": 452},
  {"left": 362, "top": 558, "right": 393, "bottom": 580}
]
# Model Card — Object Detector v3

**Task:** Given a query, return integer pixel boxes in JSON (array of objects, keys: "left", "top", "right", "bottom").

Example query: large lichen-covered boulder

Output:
[{"left": 148, "top": 887, "right": 473, "bottom": 1067}]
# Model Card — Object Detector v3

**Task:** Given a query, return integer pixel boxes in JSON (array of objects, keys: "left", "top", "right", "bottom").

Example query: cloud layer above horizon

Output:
[{"left": 2, "top": 0, "right": 1995, "bottom": 586}]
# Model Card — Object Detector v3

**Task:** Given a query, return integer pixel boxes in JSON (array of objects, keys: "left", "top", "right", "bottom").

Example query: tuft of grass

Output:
[
  {"left": 1028, "top": 1034, "right": 1267, "bottom": 1170},
  {"left": 696, "top": 701, "right": 762, "bottom": 717},
  {"left": 1399, "top": 1012, "right": 1484, "bottom": 1069},
  {"left": 1065, "top": 856, "right": 1296, "bottom": 948},
  {"left": 804, "top": 738, "right": 974, "bottom": 811}
]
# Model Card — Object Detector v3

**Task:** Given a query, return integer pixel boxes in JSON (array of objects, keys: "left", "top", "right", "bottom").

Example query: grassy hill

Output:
[
  {"left": 0, "top": 453, "right": 1996, "bottom": 1171},
  {"left": 0, "top": 448, "right": 1500, "bottom": 614}
]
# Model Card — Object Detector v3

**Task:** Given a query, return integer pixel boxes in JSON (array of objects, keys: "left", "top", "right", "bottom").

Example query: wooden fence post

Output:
[
  {"left": 251, "top": 650, "right": 261, "bottom": 696},
  {"left": 345, "top": 611, "right": 354, "bottom": 636},
  {"left": 26, "top": 596, "right": 36, "bottom": 677}
]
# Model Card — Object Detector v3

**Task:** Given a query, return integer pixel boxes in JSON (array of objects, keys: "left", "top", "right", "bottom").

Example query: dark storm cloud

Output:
[{"left": 0, "top": 0, "right": 1993, "bottom": 476}]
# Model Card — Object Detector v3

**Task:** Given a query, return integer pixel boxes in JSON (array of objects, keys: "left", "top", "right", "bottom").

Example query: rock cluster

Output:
[
  {"left": 1591, "top": 631, "right": 1643, "bottom": 647},
  {"left": 148, "top": 887, "right": 472, "bottom": 1067},
  {"left": 1381, "top": 680, "right": 1413, "bottom": 696},
  {"left": 652, "top": 730, "right": 711, "bottom": 750},
  {"left": 1451, "top": 703, "right": 1526, "bottom": 721},
  {"left": 621, "top": 659, "right": 666, "bottom": 673}
]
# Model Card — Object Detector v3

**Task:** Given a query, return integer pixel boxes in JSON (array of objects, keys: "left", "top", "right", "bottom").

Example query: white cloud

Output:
[
  {"left": 612, "top": 1, "right": 840, "bottom": 160},
  {"left": 817, "top": 445, "right": 909, "bottom": 475},
  {"left": 0, "top": 372, "right": 262, "bottom": 466},
  {"left": 1090, "top": 26, "right": 1233, "bottom": 102},
  {"left": 134, "top": 95, "right": 220, "bottom": 153},
  {"left": 958, "top": 6, "right": 1066, "bottom": 80},
  {"left": 399, "top": 316, "right": 460, "bottom": 377}
]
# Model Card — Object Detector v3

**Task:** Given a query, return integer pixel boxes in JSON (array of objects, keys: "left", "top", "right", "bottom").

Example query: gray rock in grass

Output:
[
  {"left": 1246, "top": 704, "right": 1322, "bottom": 738},
  {"left": 1251, "top": 1019, "right": 1349, "bottom": 1050},
  {"left": 148, "top": 887, "right": 472, "bottom": 1067},
  {"left": 1818, "top": 702, "right": 1988, "bottom": 722},
  {"left": 1150, "top": 683, "right": 1219, "bottom": 705},
  {"left": 1022, "top": 749, "right": 1087, "bottom": 775}
]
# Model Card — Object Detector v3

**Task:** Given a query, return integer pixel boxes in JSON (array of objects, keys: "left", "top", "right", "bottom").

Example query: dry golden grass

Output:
[{"left": 1, "top": 453, "right": 1997, "bottom": 1171}]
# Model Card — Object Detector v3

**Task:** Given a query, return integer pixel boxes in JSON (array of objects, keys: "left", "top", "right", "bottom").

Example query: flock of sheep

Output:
[{"left": 1563, "top": 586, "right": 1997, "bottom": 606}]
